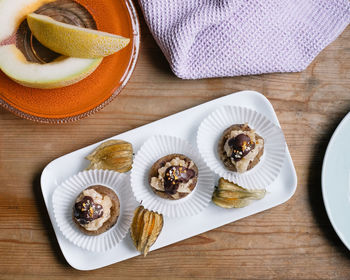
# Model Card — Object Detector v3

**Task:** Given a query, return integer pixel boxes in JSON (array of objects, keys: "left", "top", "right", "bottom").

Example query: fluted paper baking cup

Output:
[
  {"left": 197, "top": 106, "right": 286, "bottom": 189},
  {"left": 130, "top": 135, "right": 215, "bottom": 218},
  {"left": 52, "top": 169, "right": 138, "bottom": 252}
]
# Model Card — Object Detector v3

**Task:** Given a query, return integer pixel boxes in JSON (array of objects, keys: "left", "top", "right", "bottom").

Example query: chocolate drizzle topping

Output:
[
  {"left": 74, "top": 196, "right": 103, "bottom": 225},
  {"left": 163, "top": 166, "right": 195, "bottom": 194},
  {"left": 228, "top": 133, "right": 255, "bottom": 161}
]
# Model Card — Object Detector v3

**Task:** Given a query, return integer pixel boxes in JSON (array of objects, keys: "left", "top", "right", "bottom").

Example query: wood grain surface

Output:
[{"left": 1, "top": 4, "right": 350, "bottom": 280}]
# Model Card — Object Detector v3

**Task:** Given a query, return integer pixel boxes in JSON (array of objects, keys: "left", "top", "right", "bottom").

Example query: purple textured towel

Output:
[{"left": 138, "top": 0, "right": 350, "bottom": 79}]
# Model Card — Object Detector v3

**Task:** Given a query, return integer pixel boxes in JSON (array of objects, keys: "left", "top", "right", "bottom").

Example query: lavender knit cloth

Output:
[{"left": 138, "top": 0, "right": 350, "bottom": 79}]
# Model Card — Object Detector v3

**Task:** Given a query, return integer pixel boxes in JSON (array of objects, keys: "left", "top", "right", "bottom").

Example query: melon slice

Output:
[
  {"left": 27, "top": 13, "right": 130, "bottom": 58},
  {"left": 0, "top": 45, "right": 102, "bottom": 89},
  {"left": 0, "top": 0, "right": 102, "bottom": 89},
  {"left": 0, "top": 0, "right": 55, "bottom": 42}
]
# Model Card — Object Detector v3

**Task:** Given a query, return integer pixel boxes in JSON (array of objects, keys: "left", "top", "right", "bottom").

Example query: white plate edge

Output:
[{"left": 321, "top": 112, "right": 350, "bottom": 250}]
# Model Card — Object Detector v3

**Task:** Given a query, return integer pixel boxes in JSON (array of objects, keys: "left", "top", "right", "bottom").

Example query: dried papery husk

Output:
[
  {"left": 143, "top": 212, "right": 163, "bottom": 255},
  {"left": 130, "top": 206, "right": 163, "bottom": 256},
  {"left": 86, "top": 140, "right": 133, "bottom": 173},
  {"left": 130, "top": 206, "right": 145, "bottom": 249},
  {"left": 212, "top": 178, "right": 266, "bottom": 208},
  {"left": 137, "top": 210, "right": 152, "bottom": 252},
  {"left": 212, "top": 195, "right": 252, "bottom": 208}
]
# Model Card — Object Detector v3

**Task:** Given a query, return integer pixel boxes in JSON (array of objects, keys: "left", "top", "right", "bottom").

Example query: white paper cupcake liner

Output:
[
  {"left": 52, "top": 169, "right": 138, "bottom": 252},
  {"left": 197, "top": 106, "right": 286, "bottom": 189},
  {"left": 130, "top": 135, "right": 215, "bottom": 218}
]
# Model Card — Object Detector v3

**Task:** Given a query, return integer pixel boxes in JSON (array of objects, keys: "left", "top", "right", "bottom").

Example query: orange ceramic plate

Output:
[{"left": 0, "top": 0, "right": 140, "bottom": 123}]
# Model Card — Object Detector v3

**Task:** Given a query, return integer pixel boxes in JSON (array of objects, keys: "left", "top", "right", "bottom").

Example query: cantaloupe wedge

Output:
[
  {"left": 0, "top": 0, "right": 102, "bottom": 89},
  {"left": 27, "top": 13, "right": 130, "bottom": 58}
]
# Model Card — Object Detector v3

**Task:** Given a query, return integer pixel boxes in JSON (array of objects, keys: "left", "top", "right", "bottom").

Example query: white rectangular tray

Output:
[{"left": 41, "top": 90, "right": 297, "bottom": 270}]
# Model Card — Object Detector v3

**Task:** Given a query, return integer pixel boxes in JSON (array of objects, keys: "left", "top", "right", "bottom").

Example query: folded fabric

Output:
[{"left": 138, "top": 0, "right": 350, "bottom": 79}]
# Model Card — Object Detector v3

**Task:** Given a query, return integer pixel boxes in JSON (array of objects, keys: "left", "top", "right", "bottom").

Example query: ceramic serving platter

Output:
[{"left": 41, "top": 90, "right": 297, "bottom": 270}]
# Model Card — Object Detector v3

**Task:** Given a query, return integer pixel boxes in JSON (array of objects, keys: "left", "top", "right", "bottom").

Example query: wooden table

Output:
[{"left": 1, "top": 8, "right": 350, "bottom": 279}]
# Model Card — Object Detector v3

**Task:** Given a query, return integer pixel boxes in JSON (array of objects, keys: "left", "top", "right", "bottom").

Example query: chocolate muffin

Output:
[
  {"left": 149, "top": 154, "right": 198, "bottom": 200},
  {"left": 73, "top": 185, "right": 120, "bottom": 236},
  {"left": 218, "top": 124, "right": 264, "bottom": 173}
]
